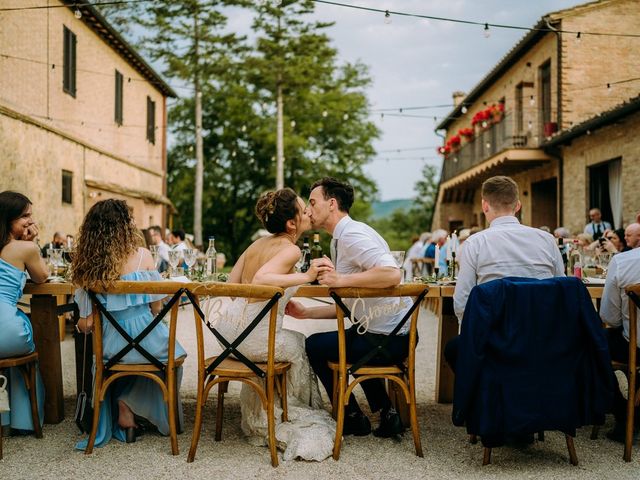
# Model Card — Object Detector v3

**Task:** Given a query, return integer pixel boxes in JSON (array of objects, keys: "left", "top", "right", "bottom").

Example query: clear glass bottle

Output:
[{"left": 205, "top": 236, "right": 217, "bottom": 277}]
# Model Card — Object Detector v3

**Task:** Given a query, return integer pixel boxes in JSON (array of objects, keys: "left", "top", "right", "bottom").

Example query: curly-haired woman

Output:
[
  {"left": 72, "top": 199, "right": 186, "bottom": 448},
  {"left": 210, "top": 188, "right": 335, "bottom": 462},
  {"left": 0, "top": 191, "right": 48, "bottom": 434}
]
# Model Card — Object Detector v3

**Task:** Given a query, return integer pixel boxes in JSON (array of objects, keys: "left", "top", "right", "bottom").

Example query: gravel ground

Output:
[{"left": 2, "top": 300, "right": 639, "bottom": 479}]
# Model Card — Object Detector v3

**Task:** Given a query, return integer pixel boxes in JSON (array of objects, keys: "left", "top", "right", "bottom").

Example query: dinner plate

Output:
[{"left": 583, "top": 277, "right": 606, "bottom": 285}]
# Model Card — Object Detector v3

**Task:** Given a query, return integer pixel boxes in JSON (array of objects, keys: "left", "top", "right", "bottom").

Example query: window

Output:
[
  {"left": 62, "top": 170, "right": 73, "bottom": 204},
  {"left": 515, "top": 83, "right": 524, "bottom": 132},
  {"left": 539, "top": 61, "right": 552, "bottom": 128},
  {"left": 115, "top": 70, "right": 123, "bottom": 125},
  {"left": 146, "top": 96, "right": 156, "bottom": 144},
  {"left": 63, "top": 26, "right": 77, "bottom": 97}
]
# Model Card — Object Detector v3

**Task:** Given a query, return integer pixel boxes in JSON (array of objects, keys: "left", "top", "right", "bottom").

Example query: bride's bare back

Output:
[{"left": 240, "top": 235, "right": 296, "bottom": 284}]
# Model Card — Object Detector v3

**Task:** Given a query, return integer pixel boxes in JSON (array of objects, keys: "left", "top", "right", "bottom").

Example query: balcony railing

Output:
[{"left": 441, "top": 112, "right": 545, "bottom": 183}]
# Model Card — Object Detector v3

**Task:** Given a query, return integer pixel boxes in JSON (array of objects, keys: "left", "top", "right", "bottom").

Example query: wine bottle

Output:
[
  {"left": 310, "top": 233, "right": 322, "bottom": 284},
  {"left": 205, "top": 236, "right": 217, "bottom": 277},
  {"left": 300, "top": 236, "right": 311, "bottom": 273}
]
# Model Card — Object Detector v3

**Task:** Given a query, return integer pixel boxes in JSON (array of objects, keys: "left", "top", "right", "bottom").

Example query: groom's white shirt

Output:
[{"left": 332, "top": 215, "right": 411, "bottom": 335}]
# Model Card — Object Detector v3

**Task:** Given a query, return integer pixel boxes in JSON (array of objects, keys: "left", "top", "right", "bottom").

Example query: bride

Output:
[{"left": 210, "top": 187, "right": 335, "bottom": 461}]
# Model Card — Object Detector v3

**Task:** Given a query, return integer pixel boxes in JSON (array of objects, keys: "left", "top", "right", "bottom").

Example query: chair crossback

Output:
[
  {"left": 88, "top": 289, "right": 184, "bottom": 372},
  {"left": 329, "top": 288, "right": 428, "bottom": 375},
  {"left": 184, "top": 289, "right": 283, "bottom": 378}
]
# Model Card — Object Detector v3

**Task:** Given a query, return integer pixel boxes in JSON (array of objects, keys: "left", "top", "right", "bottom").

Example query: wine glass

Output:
[
  {"left": 390, "top": 251, "right": 406, "bottom": 283},
  {"left": 167, "top": 249, "right": 182, "bottom": 278},
  {"left": 48, "top": 248, "right": 64, "bottom": 282},
  {"left": 183, "top": 248, "right": 197, "bottom": 279},
  {"left": 597, "top": 252, "right": 612, "bottom": 278},
  {"left": 149, "top": 245, "right": 160, "bottom": 270}
]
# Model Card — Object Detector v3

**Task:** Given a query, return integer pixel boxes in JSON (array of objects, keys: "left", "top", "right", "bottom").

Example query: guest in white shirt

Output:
[
  {"left": 584, "top": 208, "right": 612, "bottom": 241},
  {"left": 600, "top": 222, "right": 640, "bottom": 442},
  {"left": 286, "top": 177, "right": 409, "bottom": 439},
  {"left": 446, "top": 176, "right": 565, "bottom": 371},
  {"left": 169, "top": 229, "right": 187, "bottom": 252},
  {"left": 148, "top": 226, "right": 170, "bottom": 263},
  {"left": 403, "top": 232, "right": 431, "bottom": 281}
]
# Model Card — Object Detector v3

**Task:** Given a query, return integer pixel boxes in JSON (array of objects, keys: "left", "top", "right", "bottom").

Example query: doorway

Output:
[{"left": 531, "top": 177, "right": 557, "bottom": 229}]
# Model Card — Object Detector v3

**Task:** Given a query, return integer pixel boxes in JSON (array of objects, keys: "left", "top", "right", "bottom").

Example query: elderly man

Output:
[
  {"left": 424, "top": 228, "right": 448, "bottom": 272},
  {"left": 584, "top": 208, "right": 612, "bottom": 241},
  {"left": 286, "top": 177, "right": 409, "bottom": 438},
  {"left": 446, "top": 176, "right": 565, "bottom": 370},
  {"left": 600, "top": 222, "right": 640, "bottom": 442}
]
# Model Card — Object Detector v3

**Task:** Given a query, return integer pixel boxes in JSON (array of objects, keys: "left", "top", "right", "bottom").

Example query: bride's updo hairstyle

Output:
[{"left": 255, "top": 188, "right": 299, "bottom": 234}]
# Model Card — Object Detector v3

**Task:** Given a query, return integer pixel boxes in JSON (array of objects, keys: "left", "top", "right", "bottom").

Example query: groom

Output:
[{"left": 286, "top": 177, "right": 410, "bottom": 438}]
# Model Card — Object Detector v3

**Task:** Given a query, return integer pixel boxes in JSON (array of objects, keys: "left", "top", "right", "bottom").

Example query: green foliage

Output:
[{"left": 369, "top": 164, "right": 439, "bottom": 251}]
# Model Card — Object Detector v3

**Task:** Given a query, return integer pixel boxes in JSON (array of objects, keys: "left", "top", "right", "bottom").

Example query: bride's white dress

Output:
[{"left": 208, "top": 286, "right": 335, "bottom": 461}]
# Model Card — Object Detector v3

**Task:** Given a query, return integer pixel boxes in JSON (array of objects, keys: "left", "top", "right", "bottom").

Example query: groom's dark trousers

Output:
[{"left": 306, "top": 327, "right": 409, "bottom": 414}]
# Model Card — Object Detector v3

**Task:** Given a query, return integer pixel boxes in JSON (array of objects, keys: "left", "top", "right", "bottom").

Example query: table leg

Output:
[
  {"left": 435, "top": 296, "right": 458, "bottom": 404},
  {"left": 30, "top": 294, "right": 65, "bottom": 424}
]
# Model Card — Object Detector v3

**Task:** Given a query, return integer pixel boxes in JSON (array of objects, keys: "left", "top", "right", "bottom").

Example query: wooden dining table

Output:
[{"left": 23, "top": 281, "right": 603, "bottom": 424}]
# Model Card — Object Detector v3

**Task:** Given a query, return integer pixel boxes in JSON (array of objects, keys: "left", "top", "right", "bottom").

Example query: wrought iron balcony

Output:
[{"left": 440, "top": 112, "right": 546, "bottom": 183}]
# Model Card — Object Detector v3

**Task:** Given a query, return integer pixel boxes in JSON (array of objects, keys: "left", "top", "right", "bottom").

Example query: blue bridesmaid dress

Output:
[
  {"left": 0, "top": 258, "right": 45, "bottom": 431},
  {"left": 74, "top": 269, "right": 187, "bottom": 449}
]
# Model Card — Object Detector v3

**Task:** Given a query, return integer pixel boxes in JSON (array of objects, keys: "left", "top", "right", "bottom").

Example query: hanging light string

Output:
[
  {"left": 311, "top": 0, "right": 640, "bottom": 39},
  {"left": 377, "top": 146, "right": 439, "bottom": 153},
  {"left": 371, "top": 103, "right": 454, "bottom": 112},
  {"left": 0, "top": 0, "right": 158, "bottom": 12}
]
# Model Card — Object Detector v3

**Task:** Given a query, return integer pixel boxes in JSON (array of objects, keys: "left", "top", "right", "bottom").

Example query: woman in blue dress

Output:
[
  {"left": 72, "top": 199, "right": 186, "bottom": 448},
  {"left": 0, "top": 191, "right": 49, "bottom": 433}
]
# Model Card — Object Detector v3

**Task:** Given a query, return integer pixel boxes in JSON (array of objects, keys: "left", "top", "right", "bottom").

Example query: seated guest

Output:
[
  {"left": 0, "top": 191, "right": 48, "bottom": 433},
  {"left": 169, "top": 229, "right": 187, "bottom": 252},
  {"left": 148, "top": 225, "right": 170, "bottom": 271},
  {"left": 577, "top": 232, "right": 595, "bottom": 250},
  {"left": 424, "top": 229, "right": 448, "bottom": 273},
  {"left": 446, "top": 176, "right": 565, "bottom": 371},
  {"left": 40, "top": 231, "right": 65, "bottom": 257},
  {"left": 599, "top": 228, "right": 630, "bottom": 254},
  {"left": 404, "top": 232, "right": 430, "bottom": 280},
  {"left": 600, "top": 222, "right": 640, "bottom": 442},
  {"left": 584, "top": 208, "right": 612, "bottom": 241},
  {"left": 72, "top": 199, "right": 187, "bottom": 448}
]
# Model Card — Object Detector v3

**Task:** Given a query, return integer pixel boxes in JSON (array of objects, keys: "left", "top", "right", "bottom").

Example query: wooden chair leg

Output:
[
  {"left": 26, "top": 363, "right": 42, "bottom": 438},
  {"left": 85, "top": 387, "right": 103, "bottom": 455},
  {"left": 482, "top": 447, "right": 491, "bottom": 466},
  {"left": 332, "top": 374, "right": 346, "bottom": 461},
  {"left": 280, "top": 374, "right": 288, "bottom": 422},
  {"left": 408, "top": 387, "right": 423, "bottom": 457},
  {"left": 590, "top": 425, "right": 600, "bottom": 440},
  {"left": 187, "top": 380, "right": 207, "bottom": 463},
  {"left": 538, "top": 431, "right": 545, "bottom": 442},
  {"left": 167, "top": 369, "right": 179, "bottom": 456},
  {"left": 624, "top": 368, "right": 636, "bottom": 462},
  {"left": 331, "top": 369, "right": 338, "bottom": 419},
  {"left": 215, "top": 381, "right": 228, "bottom": 442},
  {"left": 566, "top": 435, "right": 579, "bottom": 466},
  {"left": 266, "top": 376, "right": 278, "bottom": 467}
]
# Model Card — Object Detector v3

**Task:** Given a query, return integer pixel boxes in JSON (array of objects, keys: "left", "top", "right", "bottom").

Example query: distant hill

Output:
[{"left": 371, "top": 198, "right": 414, "bottom": 219}]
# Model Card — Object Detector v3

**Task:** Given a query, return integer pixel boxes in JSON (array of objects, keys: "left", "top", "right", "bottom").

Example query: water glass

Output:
[
  {"left": 183, "top": 249, "right": 197, "bottom": 279},
  {"left": 167, "top": 249, "right": 182, "bottom": 278},
  {"left": 390, "top": 251, "right": 406, "bottom": 283}
]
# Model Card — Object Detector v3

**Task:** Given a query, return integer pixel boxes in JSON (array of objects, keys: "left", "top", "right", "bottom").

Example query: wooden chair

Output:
[
  {"left": 185, "top": 284, "right": 290, "bottom": 467},
  {"left": 328, "top": 284, "right": 429, "bottom": 460},
  {"left": 84, "top": 281, "right": 186, "bottom": 455},
  {"left": 622, "top": 286, "right": 640, "bottom": 462},
  {"left": 0, "top": 352, "right": 43, "bottom": 460}
]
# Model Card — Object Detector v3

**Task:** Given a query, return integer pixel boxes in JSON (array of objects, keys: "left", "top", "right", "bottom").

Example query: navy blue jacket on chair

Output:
[{"left": 452, "top": 277, "right": 612, "bottom": 443}]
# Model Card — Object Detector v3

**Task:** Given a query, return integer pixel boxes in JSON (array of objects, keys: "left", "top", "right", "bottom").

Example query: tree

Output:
[{"left": 98, "top": 1, "right": 249, "bottom": 247}]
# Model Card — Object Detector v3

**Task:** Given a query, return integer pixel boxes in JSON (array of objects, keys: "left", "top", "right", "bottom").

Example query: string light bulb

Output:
[
  {"left": 576, "top": 31, "right": 581, "bottom": 43},
  {"left": 529, "top": 95, "right": 535, "bottom": 106},
  {"left": 483, "top": 23, "right": 490, "bottom": 38},
  {"left": 461, "top": 105, "right": 468, "bottom": 114},
  {"left": 527, "top": 120, "right": 533, "bottom": 130},
  {"left": 322, "top": 110, "right": 328, "bottom": 118},
  {"left": 241, "top": 125, "right": 247, "bottom": 132},
  {"left": 74, "top": 8, "right": 82, "bottom": 19},
  {"left": 343, "top": 113, "right": 349, "bottom": 120},
  {"left": 290, "top": 120, "right": 296, "bottom": 128},
  {"left": 607, "top": 83, "right": 612, "bottom": 95},
  {"left": 384, "top": 10, "right": 392, "bottom": 24}
]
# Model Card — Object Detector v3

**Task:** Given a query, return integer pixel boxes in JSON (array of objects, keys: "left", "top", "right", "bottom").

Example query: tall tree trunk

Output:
[
  {"left": 193, "top": 14, "right": 204, "bottom": 247},
  {"left": 276, "top": 79, "right": 284, "bottom": 190}
]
